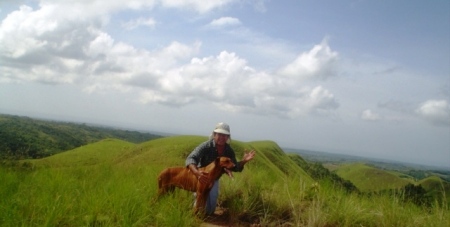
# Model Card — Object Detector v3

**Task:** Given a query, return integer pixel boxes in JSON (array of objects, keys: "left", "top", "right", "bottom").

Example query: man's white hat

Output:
[
  {"left": 210, "top": 122, "right": 231, "bottom": 144},
  {"left": 213, "top": 122, "right": 230, "bottom": 135}
]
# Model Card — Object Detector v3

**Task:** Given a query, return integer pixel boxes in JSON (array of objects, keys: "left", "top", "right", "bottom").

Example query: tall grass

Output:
[
  {"left": 1, "top": 162, "right": 449, "bottom": 226},
  {"left": 0, "top": 163, "right": 202, "bottom": 226},
  {"left": 219, "top": 167, "right": 449, "bottom": 226},
  {"left": 1, "top": 135, "right": 449, "bottom": 226},
  {"left": 313, "top": 183, "right": 447, "bottom": 227}
]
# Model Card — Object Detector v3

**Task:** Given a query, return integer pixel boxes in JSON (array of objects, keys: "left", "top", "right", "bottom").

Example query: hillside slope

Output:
[
  {"left": 27, "top": 135, "right": 313, "bottom": 184},
  {"left": 133, "top": 136, "right": 311, "bottom": 182},
  {"left": 0, "top": 114, "right": 161, "bottom": 159},
  {"left": 29, "top": 138, "right": 136, "bottom": 168},
  {"left": 419, "top": 175, "right": 450, "bottom": 203},
  {"left": 334, "top": 163, "right": 412, "bottom": 192},
  {"left": 248, "top": 141, "right": 309, "bottom": 175}
]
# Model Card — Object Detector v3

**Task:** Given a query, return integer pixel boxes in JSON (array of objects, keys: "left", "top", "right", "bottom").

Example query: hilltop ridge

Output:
[{"left": 27, "top": 136, "right": 313, "bottom": 184}]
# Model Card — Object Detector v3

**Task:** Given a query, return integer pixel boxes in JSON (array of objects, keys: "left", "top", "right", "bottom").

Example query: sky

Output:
[{"left": 0, "top": 0, "right": 449, "bottom": 168}]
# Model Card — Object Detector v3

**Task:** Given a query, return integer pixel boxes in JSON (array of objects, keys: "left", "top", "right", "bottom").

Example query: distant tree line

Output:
[{"left": 0, "top": 114, "right": 162, "bottom": 160}]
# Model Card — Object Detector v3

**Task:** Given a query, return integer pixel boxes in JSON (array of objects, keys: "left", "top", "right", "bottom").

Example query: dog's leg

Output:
[{"left": 194, "top": 191, "right": 207, "bottom": 215}]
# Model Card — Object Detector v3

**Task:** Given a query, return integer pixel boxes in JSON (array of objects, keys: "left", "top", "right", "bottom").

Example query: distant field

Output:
[
  {"left": 286, "top": 147, "right": 449, "bottom": 170},
  {"left": 286, "top": 147, "right": 450, "bottom": 182}
]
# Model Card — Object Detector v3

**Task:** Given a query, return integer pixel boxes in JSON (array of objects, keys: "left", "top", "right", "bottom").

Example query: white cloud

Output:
[
  {"left": 278, "top": 39, "right": 338, "bottom": 81},
  {"left": 160, "top": 0, "right": 236, "bottom": 13},
  {"left": 306, "top": 86, "right": 339, "bottom": 112},
  {"left": 0, "top": 1, "right": 340, "bottom": 119},
  {"left": 209, "top": 17, "right": 241, "bottom": 28},
  {"left": 28, "top": 0, "right": 155, "bottom": 26},
  {"left": 12, "top": 0, "right": 232, "bottom": 26},
  {"left": 361, "top": 109, "right": 381, "bottom": 121},
  {"left": 0, "top": 2, "right": 202, "bottom": 83},
  {"left": 137, "top": 50, "right": 339, "bottom": 118},
  {"left": 122, "top": 17, "right": 156, "bottom": 30},
  {"left": 0, "top": 5, "right": 54, "bottom": 59},
  {"left": 416, "top": 99, "right": 450, "bottom": 127}
]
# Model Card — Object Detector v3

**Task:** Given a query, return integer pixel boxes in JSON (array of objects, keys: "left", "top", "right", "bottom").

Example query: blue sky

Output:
[{"left": 0, "top": 0, "right": 449, "bottom": 167}]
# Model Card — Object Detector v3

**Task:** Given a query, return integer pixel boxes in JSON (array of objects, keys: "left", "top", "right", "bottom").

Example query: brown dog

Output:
[{"left": 157, "top": 157, "right": 235, "bottom": 213}]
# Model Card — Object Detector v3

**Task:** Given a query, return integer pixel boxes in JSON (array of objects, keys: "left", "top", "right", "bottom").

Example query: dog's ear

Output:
[{"left": 215, "top": 157, "right": 221, "bottom": 164}]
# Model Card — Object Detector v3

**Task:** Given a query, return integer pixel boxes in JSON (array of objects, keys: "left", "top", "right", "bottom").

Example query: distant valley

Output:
[{"left": 285, "top": 147, "right": 450, "bottom": 182}]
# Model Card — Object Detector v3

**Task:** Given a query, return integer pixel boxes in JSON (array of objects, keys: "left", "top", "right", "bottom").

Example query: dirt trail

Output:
[
  {"left": 200, "top": 208, "right": 232, "bottom": 227},
  {"left": 200, "top": 207, "right": 260, "bottom": 227}
]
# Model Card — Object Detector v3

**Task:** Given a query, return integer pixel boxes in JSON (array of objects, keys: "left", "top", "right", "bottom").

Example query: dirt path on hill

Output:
[
  {"left": 200, "top": 207, "right": 260, "bottom": 227},
  {"left": 200, "top": 207, "right": 233, "bottom": 227}
]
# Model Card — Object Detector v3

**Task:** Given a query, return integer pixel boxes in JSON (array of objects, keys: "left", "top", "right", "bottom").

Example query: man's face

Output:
[{"left": 213, "top": 133, "right": 229, "bottom": 146}]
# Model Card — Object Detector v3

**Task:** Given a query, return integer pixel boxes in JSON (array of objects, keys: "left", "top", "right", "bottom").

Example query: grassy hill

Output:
[
  {"left": 334, "top": 163, "right": 413, "bottom": 192},
  {"left": 29, "top": 138, "right": 136, "bottom": 168},
  {"left": 419, "top": 175, "right": 450, "bottom": 204},
  {"left": 2, "top": 136, "right": 449, "bottom": 226},
  {"left": 14, "top": 136, "right": 317, "bottom": 225},
  {"left": 0, "top": 114, "right": 161, "bottom": 159},
  {"left": 28, "top": 135, "right": 313, "bottom": 183},
  {"left": 333, "top": 162, "right": 450, "bottom": 206}
]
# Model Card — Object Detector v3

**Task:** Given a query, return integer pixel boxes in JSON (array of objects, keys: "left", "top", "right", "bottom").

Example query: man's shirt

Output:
[{"left": 185, "top": 139, "right": 243, "bottom": 172}]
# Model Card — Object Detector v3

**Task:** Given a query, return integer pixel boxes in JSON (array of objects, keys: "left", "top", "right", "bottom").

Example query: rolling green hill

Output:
[
  {"left": 420, "top": 175, "right": 447, "bottom": 190},
  {"left": 419, "top": 175, "right": 450, "bottom": 203},
  {"left": 1, "top": 114, "right": 447, "bottom": 225},
  {"left": 0, "top": 114, "right": 161, "bottom": 159},
  {"left": 27, "top": 135, "right": 313, "bottom": 183},
  {"left": 334, "top": 163, "right": 413, "bottom": 192},
  {"left": 25, "top": 135, "right": 446, "bottom": 199},
  {"left": 243, "top": 140, "right": 311, "bottom": 180},
  {"left": 29, "top": 138, "right": 136, "bottom": 168},
  {"left": 3, "top": 136, "right": 448, "bottom": 226}
]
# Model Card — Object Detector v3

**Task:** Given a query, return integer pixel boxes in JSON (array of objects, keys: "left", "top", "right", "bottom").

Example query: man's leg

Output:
[{"left": 205, "top": 180, "right": 219, "bottom": 215}]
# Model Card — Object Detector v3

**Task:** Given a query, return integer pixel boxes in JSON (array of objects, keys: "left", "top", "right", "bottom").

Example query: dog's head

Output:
[{"left": 216, "top": 157, "right": 235, "bottom": 178}]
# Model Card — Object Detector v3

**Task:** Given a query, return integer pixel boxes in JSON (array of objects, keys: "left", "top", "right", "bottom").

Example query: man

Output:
[{"left": 185, "top": 122, "right": 256, "bottom": 215}]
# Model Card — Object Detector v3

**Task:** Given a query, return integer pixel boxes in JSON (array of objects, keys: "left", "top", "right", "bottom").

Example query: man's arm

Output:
[
  {"left": 236, "top": 149, "right": 256, "bottom": 171},
  {"left": 187, "top": 164, "right": 209, "bottom": 184},
  {"left": 242, "top": 149, "right": 256, "bottom": 163},
  {"left": 185, "top": 141, "right": 210, "bottom": 183},
  {"left": 186, "top": 142, "right": 204, "bottom": 167}
]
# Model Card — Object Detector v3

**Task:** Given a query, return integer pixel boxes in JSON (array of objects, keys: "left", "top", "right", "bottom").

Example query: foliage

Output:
[
  {"left": 402, "top": 184, "right": 432, "bottom": 206},
  {"left": 0, "top": 114, "right": 161, "bottom": 159}
]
